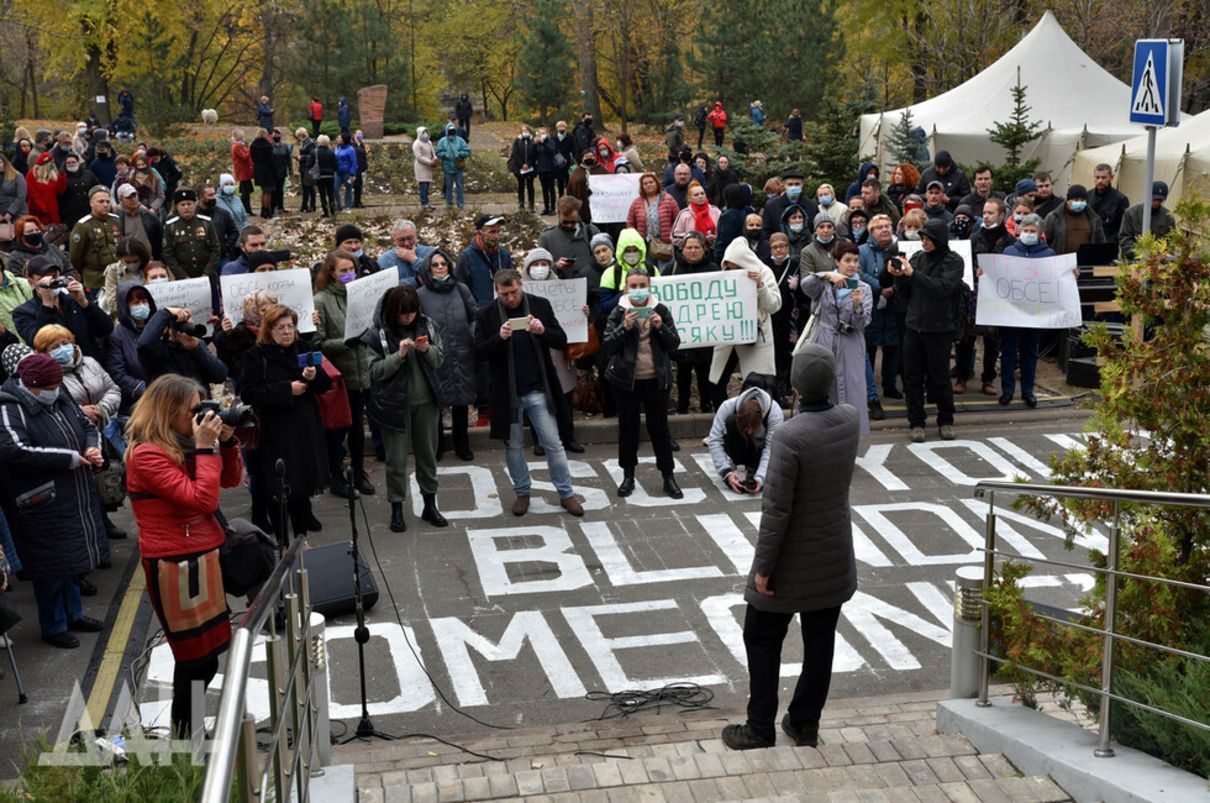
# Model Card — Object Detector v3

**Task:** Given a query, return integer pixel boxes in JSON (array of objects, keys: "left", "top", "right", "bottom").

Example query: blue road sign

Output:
[{"left": 1130, "top": 40, "right": 1169, "bottom": 126}]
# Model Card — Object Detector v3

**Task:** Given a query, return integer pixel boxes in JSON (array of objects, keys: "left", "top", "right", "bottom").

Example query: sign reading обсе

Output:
[
  {"left": 523, "top": 277, "right": 588, "bottom": 343},
  {"left": 975, "top": 253, "right": 1081, "bottom": 329},
  {"left": 145, "top": 277, "right": 214, "bottom": 336},
  {"left": 343, "top": 269, "right": 401, "bottom": 342},
  {"left": 586, "top": 174, "right": 643, "bottom": 224},
  {"left": 219, "top": 268, "right": 317, "bottom": 333},
  {"left": 651, "top": 270, "right": 758, "bottom": 347}
]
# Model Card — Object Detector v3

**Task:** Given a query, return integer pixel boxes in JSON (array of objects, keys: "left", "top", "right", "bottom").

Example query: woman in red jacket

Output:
[
  {"left": 25, "top": 152, "right": 66, "bottom": 225},
  {"left": 126, "top": 373, "right": 242, "bottom": 738},
  {"left": 230, "top": 128, "right": 255, "bottom": 217}
]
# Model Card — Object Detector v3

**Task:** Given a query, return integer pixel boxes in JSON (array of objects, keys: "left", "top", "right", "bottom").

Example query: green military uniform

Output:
[
  {"left": 164, "top": 213, "right": 222, "bottom": 280},
  {"left": 69, "top": 213, "right": 121, "bottom": 289}
]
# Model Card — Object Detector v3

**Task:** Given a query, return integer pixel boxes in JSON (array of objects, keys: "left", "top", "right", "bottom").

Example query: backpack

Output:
[
  {"left": 951, "top": 281, "right": 972, "bottom": 344},
  {"left": 693, "top": 107, "right": 708, "bottom": 128}
]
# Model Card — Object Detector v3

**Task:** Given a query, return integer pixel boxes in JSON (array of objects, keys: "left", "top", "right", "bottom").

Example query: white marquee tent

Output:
[
  {"left": 1072, "top": 109, "right": 1210, "bottom": 206},
  {"left": 858, "top": 11, "right": 1151, "bottom": 187}
]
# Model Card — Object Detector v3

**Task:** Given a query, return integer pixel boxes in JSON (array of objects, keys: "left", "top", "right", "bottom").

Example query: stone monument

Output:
[{"left": 357, "top": 85, "right": 389, "bottom": 138}]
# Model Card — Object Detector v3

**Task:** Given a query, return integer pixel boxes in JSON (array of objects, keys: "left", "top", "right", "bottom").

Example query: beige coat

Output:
[
  {"left": 709, "top": 239, "right": 783, "bottom": 384},
  {"left": 412, "top": 129, "right": 437, "bottom": 184}
]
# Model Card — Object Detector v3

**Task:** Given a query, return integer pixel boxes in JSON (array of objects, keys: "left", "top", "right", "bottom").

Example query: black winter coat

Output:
[
  {"left": 270, "top": 141, "right": 291, "bottom": 182},
  {"left": 895, "top": 219, "right": 964, "bottom": 334},
  {"left": 60, "top": 168, "right": 100, "bottom": 225},
  {"left": 12, "top": 295, "right": 114, "bottom": 362},
  {"left": 0, "top": 378, "right": 108, "bottom": 580},
  {"left": 239, "top": 341, "right": 331, "bottom": 496},
  {"left": 508, "top": 137, "right": 539, "bottom": 175},
  {"left": 665, "top": 251, "right": 717, "bottom": 365},
  {"left": 249, "top": 138, "right": 276, "bottom": 187},
  {"left": 315, "top": 146, "right": 337, "bottom": 179},
  {"left": 416, "top": 252, "right": 479, "bottom": 406},
  {"left": 136, "top": 308, "right": 228, "bottom": 391},
  {"left": 602, "top": 302, "right": 680, "bottom": 391},
  {"left": 472, "top": 293, "right": 567, "bottom": 441}
]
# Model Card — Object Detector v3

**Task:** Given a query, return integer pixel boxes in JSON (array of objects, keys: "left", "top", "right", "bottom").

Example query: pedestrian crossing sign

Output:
[{"left": 1130, "top": 39, "right": 1183, "bottom": 127}]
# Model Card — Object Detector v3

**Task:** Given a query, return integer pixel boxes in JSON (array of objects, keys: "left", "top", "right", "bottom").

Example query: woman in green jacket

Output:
[{"left": 313, "top": 249, "right": 375, "bottom": 498}]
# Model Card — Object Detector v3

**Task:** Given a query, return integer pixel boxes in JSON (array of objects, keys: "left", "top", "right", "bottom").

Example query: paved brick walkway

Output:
[{"left": 339, "top": 688, "right": 1071, "bottom": 802}]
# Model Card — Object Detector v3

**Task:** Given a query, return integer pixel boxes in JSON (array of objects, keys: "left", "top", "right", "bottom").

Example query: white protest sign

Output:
[
  {"left": 898, "top": 238, "right": 974, "bottom": 288},
  {"left": 650, "top": 270, "right": 758, "bottom": 347},
  {"left": 344, "top": 270, "right": 399, "bottom": 342},
  {"left": 220, "top": 268, "right": 316, "bottom": 333},
  {"left": 587, "top": 173, "right": 643, "bottom": 223},
  {"left": 975, "top": 253, "right": 1081, "bottom": 329},
  {"left": 145, "top": 277, "right": 214, "bottom": 336},
  {"left": 524, "top": 278, "right": 588, "bottom": 344}
]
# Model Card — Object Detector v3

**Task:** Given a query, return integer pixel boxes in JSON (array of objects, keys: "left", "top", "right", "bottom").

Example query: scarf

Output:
[{"left": 691, "top": 201, "right": 716, "bottom": 237}]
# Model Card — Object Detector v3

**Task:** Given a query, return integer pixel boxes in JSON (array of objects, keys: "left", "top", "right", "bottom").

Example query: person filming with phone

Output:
[{"left": 238, "top": 305, "right": 331, "bottom": 542}]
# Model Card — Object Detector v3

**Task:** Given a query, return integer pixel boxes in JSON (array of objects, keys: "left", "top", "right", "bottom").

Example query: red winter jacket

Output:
[
  {"left": 231, "top": 142, "right": 254, "bottom": 182},
  {"left": 309, "top": 101, "right": 323, "bottom": 122},
  {"left": 129, "top": 441, "right": 243, "bottom": 558},
  {"left": 626, "top": 192, "right": 680, "bottom": 245},
  {"left": 25, "top": 169, "right": 66, "bottom": 225},
  {"left": 707, "top": 103, "right": 728, "bottom": 130}
]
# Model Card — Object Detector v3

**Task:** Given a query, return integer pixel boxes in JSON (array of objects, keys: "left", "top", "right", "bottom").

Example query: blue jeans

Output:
[
  {"left": 864, "top": 356, "right": 878, "bottom": 401},
  {"left": 444, "top": 171, "right": 465, "bottom": 208},
  {"left": 335, "top": 173, "right": 354, "bottom": 209},
  {"left": 505, "top": 390, "right": 574, "bottom": 498},
  {"left": 418, "top": 181, "right": 430, "bottom": 207},
  {"left": 32, "top": 576, "right": 83, "bottom": 637},
  {"left": 999, "top": 327, "right": 1040, "bottom": 398}
]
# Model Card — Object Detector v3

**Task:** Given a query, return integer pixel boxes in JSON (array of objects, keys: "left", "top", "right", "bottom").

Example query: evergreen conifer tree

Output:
[{"left": 515, "top": 0, "right": 576, "bottom": 119}]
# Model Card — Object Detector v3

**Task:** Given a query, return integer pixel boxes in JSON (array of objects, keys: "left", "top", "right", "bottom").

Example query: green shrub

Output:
[{"left": 0, "top": 745, "right": 210, "bottom": 802}]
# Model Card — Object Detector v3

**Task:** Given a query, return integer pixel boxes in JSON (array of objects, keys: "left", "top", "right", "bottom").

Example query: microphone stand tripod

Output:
[{"left": 338, "top": 465, "right": 394, "bottom": 743}]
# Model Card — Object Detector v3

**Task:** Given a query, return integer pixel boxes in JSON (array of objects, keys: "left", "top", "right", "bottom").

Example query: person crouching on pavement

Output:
[
  {"left": 601, "top": 268, "right": 682, "bottom": 499},
  {"left": 707, "top": 374, "right": 783, "bottom": 494},
  {"left": 723, "top": 343, "right": 860, "bottom": 751}
]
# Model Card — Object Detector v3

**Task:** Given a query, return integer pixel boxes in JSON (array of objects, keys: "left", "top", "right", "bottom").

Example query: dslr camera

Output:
[
  {"left": 46, "top": 278, "right": 70, "bottom": 290},
  {"left": 193, "top": 400, "right": 257, "bottom": 428},
  {"left": 170, "top": 319, "right": 207, "bottom": 337},
  {"left": 297, "top": 351, "right": 324, "bottom": 369}
]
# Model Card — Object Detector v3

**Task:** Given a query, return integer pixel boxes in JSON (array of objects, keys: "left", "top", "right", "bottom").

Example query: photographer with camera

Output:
[
  {"left": 707, "top": 374, "right": 783, "bottom": 495},
  {"left": 239, "top": 305, "right": 331, "bottom": 541},
  {"left": 125, "top": 374, "right": 242, "bottom": 738},
  {"left": 136, "top": 304, "right": 227, "bottom": 392},
  {"left": 13, "top": 255, "right": 113, "bottom": 360}
]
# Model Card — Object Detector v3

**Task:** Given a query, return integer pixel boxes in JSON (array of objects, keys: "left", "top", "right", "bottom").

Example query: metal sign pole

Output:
[{"left": 1141, "top": 126, "right": 1156, "bottom": 239}]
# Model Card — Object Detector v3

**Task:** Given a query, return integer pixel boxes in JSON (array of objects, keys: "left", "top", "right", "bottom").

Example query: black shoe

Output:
[
  {"left": 79, "top": 578, "right": 98, "bottom": 597},
  {"left": 304, "top": 513, "right": 323, "bottom": 532},
  {"left": 42, "top": 632, "right": 79, "bottom": 649},
  {"left": 105, "top": 521, "right": 127, "bottom": 539},
  {"left": 389, "top": 502, "right": 406, "bottom": 533},
  {"left": 999, "top": 393, "right": 1012, "bottom": 406},
  {"left": 868, "top": 398, "right": 886, "bottom": 421},
  {"left": 1023, "top": 394, "right": 1038, "bottom": 408},
  {"left": 69, "top": 616, "right": 104, "bottom": 633},
  {"left": 534, "top": 444, "right": 545, "bottom": 456},
  {"left": 721, "top": 723, "right": 773, "bottom": 751},
  {"left": 663, "top": 473, "right": 684, "bottom": 499},
  {"left": 670, "top": 438, "right": 680, "bottom": 452},
  {"left": 421, "top": 494, "right": 448, "bottom": 527},
  {"left": 883, "top": 387, "right": 903, "bottom": 400},
  {"left": 617, "top": 475, "right": 635, "bottom": 497},
  {"left": 98, "top": 559, "right": 112, "bottom": 569},
  {"left": 329, "top": 477, "right": 353, "bottom": 499},
  {"left": 355, "top": 475, "right": 376, "bottom": 495},
  {"left": 456, "top": 448, "right": 474, "bottom": 461},
  {"left": 565, "top": 440, "right": 585, "bottom": 454},
  {"left": 781, "top": 714, "right": 819, "bottom": 747}
]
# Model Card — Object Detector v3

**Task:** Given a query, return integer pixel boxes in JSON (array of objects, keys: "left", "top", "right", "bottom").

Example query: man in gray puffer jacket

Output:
[{"left": 722, "top": 343, "right": 860, "bottom": 751}]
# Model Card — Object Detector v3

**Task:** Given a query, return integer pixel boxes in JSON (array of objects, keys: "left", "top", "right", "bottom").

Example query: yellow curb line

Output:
[{"left": 86, "top": 568, "right": 146, "bottom": 726}]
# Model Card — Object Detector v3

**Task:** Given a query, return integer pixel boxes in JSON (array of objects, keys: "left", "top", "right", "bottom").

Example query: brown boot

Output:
[
  {"left": 512, "top": 495, "right": 530, "bottom": 516},
  {"left": 560, "top": 495, "right": 584, "bottom": 517},
  {"left": 953, "top": 378, "right": 967, "bottom": 395},
  {"left": 981, "top": 382, "right": 998, "bottom": 396}
]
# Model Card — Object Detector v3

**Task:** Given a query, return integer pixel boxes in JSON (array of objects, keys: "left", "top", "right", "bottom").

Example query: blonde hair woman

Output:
[{"left": 25, "top": 152, "right": 65, "bottom": 225}]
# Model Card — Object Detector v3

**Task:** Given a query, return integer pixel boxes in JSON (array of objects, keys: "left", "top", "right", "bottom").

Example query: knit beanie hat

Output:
[
  {"left": 590, "top": 233, "right": 614, "bottom": 252},
  {"left": 1, "top": 343, "right": 34, "bottom": 377},
  {"left": 791, "top": 344, "right": 835, "bottom": 403},
  {"left": 335, "top": 224, "right": 363, "bottom": 246},
  {"left": 16, "top": 352, "right": 63, "bottom": 388},
  {"left": 523, "top": 248, "right": 554, "bottom": 271}
]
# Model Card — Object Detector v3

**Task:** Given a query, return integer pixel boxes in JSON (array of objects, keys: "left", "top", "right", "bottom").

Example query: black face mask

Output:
[
  {"left": 24, "top": 232, "right": 43, "bottom": 247},
  {"left": 953, "top": 220, "right": 972, "bottom": 237},
  {"left": 745, "top": 230, "right": 762, "bottom": 241}
]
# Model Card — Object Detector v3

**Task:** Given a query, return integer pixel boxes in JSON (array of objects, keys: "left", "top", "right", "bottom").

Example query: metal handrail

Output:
[
  {"left": 972, "top": 480, "right": 1210, "bottom": 759},
  {"left": 200, "top": 540, "right": 323, "bottom": 803}
]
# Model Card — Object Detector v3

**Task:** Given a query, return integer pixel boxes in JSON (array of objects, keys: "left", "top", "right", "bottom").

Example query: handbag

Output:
[
  {"left": 565, "top": 321, "right": 601, "bottom": 361},
  {"left": 648, "top": 239, "right": 674, "bottom": 261},
  {"left": 793, "top": 306, "right": 823, "bottom": 355},
  {"left": 315, "top": 357, "right": 353, "bottom": 430},
  {"left": 94, "top": 433, "right": 127, "bottom": 511},
  {"left": 0, "top": 222, "right": 14, "bottom": 242},
  {"left": 572, "top": 370, "right": 601, "bottom": 414},
  {"left": 215, "top": 509, "right": 279, "bottom": 598}
]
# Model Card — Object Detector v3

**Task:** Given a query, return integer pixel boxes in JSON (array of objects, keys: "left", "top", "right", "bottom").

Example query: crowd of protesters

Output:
[{"left": 0, "top": 95, "right": 1177, "bottom": 742}]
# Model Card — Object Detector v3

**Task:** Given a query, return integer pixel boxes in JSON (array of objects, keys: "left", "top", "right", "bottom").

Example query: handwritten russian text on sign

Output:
[
  {"left": 220, "top": 268, "right": 316, "bottom": 333},
  {"left": 523, "top": 278, "right": 588, "bottom": 344},
  {"left": 650, "top": 270, "right": 757, "bottom": 347},
  {"left": 975, "top": 253, "right": 1081, "bottom": 329},
  {"left": 344, "top": 270, "right": 401, "bottom": 342},
  {"left": 897, "top": 239, "right": 974, "bottom": 288},
  {"left": 146, "top": 277, "right": 214, "bottom": 336},
  {"left": 587, "top": 174, "right": 644, "bottom": 224}
]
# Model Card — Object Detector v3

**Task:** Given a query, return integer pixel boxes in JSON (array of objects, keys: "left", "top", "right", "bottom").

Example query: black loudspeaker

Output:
[{"left": 304, "top": 542, "right": 379, "bottom": 618}]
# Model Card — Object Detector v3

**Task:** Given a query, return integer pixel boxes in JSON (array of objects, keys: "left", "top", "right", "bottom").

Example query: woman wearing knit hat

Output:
[{"left": 0, "top": 350, "right": 108, "bottom": 648}]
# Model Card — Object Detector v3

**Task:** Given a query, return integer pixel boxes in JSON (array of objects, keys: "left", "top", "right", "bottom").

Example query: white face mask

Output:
[
  {"left": 622, "top": 252, "right": 642, "bottom": 266},
  {"left": 903, "top": 229, "right": 921, "bottom": 240},
  {"left": 528, "top": 265, "right": 550, "bottom": 280},
  {"left": 1019, "top": 232, "right": 1039, "bottom": 246}
]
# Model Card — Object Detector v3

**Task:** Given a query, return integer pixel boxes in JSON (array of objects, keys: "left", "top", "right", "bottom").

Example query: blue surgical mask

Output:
[
  {"left": 35, "top": 388, "right": 59, "bottom": 405},
  {"left": 337, "top": 272, "right": 356, "bottom": 284},
  {"left": 1069, "top": 200, "right": 1087, "bottom": 213},
  {"left": 628, "top": 288, "right": 650, "bottom": 305},
  {"left": 221, "top": 184, "right": 236, "bottom": 195},
  {"left": 785, "top": 186, "right": 802, "bottom": 200},
  {"left": 50, "top": 344, "right": 74, "bottom": 366},
  {"left": 351, "top": 250, "right": 364, "bottom": 259},
  {"left": 818, "top": 194, "right": 833, "bottom": 206},
  {"left": 852, "top": 226, "right": 867, "bottom": 238},
  {"left": 817, "top": 235, "right": 834, "bottom": 245},
  {"left": 129, "top": 303, "right": 151, "bottom": 321},
  {"left": 149, "top": 277, "right": 169, "bottom": 284},
  {"left": 1020, "top": 232, "right": 1039, "bottom": 246}
]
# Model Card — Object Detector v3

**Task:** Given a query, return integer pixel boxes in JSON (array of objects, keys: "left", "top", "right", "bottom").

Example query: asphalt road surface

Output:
[{"left": 118, "top": 416, "right": 1097, "bottom": 742}]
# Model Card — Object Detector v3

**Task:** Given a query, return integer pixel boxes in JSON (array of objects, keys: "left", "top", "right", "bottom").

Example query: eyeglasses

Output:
[{"left": 271, "top": 323, "right": 296, "bottom": 333}]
